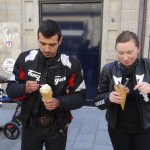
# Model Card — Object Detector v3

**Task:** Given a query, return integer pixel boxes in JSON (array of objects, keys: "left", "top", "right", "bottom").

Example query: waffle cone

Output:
[
  {"left": 114, "top": 84, "right": 127, "bottom": 110},
  {"left": 40, "top": 91, "right": 53, "bottom": 101},
  {"left": 39, "top": 84, "right": 53, "bottom": 101}
]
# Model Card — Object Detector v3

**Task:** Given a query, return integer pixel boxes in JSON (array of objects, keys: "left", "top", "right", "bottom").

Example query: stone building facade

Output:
[{"left": 0, "top": 0, "right": 150, "bottom": 78}]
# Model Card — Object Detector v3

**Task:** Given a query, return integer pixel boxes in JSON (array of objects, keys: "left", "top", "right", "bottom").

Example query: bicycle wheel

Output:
[{"left": 3, "top": 122, "right": 20, "bottom": 140}]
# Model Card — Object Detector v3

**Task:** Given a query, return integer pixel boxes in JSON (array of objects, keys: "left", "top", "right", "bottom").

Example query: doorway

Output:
[{"left": 39, "top": 1, "right": 102, "bottom": 106}]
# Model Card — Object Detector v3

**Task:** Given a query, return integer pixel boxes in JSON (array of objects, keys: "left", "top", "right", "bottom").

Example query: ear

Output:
[{"left": 58, "top": 36, "right": 63, "bottom": 45}]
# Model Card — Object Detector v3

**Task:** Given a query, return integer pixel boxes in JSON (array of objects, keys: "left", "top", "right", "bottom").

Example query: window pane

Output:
[{"left": 41, "top": 2, "right": 101, "bottom": 100}]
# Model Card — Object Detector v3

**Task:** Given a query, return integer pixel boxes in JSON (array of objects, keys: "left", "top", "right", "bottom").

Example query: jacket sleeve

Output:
[
  {"left": 94, "top": 64, "right": 112, "bottom": 110},
  {"left": 6, "top": 53, "right": 28, "bottom": 100},
  {"left": 58, "top": 58, "right": 86, "bottom": 110}
]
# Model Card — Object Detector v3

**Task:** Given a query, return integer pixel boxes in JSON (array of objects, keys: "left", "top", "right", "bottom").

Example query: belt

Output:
[{"left": 36, "top": 116, "right": 54, "bottom": 126}]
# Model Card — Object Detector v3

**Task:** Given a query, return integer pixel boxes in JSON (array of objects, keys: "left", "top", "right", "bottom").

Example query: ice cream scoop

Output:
[{"left": 39, "top": 84, "right": 53, "bottom": 101}]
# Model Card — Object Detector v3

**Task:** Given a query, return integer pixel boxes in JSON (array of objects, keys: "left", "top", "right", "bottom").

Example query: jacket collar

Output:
[{"left": 38, "top": 49, "right": 61, "bottom": 64}]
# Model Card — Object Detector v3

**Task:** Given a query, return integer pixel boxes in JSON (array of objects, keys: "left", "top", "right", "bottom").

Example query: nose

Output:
[
  {"left": 123, "top": 54, "right": 128, "bottom": 60},
  {"left": 45, "top": 45, "right": 51, "bottom": 52}
]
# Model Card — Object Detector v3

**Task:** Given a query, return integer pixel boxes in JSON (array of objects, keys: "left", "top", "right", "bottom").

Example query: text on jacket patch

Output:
[
  {"left": 28, "top": 69, "right": 41, "bottom": 82},
  {"left": 54, "top": 76, "right": 66, "bottom": 85}
]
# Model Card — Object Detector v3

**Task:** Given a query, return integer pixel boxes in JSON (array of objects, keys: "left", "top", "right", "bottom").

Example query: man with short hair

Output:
[{"left": 6, "top": 19, "right": 86, "bottom": 150}]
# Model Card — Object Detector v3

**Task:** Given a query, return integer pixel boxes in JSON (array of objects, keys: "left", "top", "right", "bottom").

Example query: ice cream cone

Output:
[
  {"left": 39, "top": 84, "right": 53, "bottom": 101},
  {"left": 114, "top": 84, "right": 127, "bottom": 110}
]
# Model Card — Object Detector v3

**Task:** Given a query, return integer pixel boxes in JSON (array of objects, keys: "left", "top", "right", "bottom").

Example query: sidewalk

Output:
[{"left": 0, "top": 104, "right": 113, "bottom": 150}]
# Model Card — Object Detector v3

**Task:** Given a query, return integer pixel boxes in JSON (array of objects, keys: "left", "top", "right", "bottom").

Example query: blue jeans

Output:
[{"left": 21, "top": 125, "right": 68, "bottom": 150}]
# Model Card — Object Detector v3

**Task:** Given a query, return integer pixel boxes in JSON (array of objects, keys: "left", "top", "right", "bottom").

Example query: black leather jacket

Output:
[
  {"left": 6, "top": 49, "right": 86, "bottom": 129},
  {"left": 94, "top": 58, "right": 150, "bottom": 129}
]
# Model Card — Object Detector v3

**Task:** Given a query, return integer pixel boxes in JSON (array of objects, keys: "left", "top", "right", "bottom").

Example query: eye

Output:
[
  {"left": 127, "top": 50, "right": 133, "bottom": 54},
  {"left": 50, "top": 43, "right": 57, "bottom": 47},
  {"left": 117, "top": 51, "right": 124, "bottom": 55},
  {"left": 40, "top": 42, "right": 45, "bottom": 45}
]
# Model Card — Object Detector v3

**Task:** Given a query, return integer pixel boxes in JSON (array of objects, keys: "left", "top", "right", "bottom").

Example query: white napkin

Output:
[{"left": 136, "top": 74, "right": 149, "bottom": 102}]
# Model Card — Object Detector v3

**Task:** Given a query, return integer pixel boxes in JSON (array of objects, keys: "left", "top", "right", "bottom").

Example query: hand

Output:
[
  {"left": 134, "top": 82, "right": 150, "bottom": 94},
  {"left": 25, "top": 80, "right": 40, "bottom": 93},
  {"left": 43, "top": 98, "right": 60, "bottom": 111},
  {"left": 109, "top": 91, "right": 123, "bottom": 104}
]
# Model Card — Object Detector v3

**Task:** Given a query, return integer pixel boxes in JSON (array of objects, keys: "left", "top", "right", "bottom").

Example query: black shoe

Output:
[{"left": 0, "top": 126, "right": 3, "bottom": 131}]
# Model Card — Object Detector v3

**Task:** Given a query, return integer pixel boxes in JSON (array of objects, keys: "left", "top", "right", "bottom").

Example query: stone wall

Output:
[
  {"left": 144, "top": 0, "right": 150, "bottom": 58},
  {"left": 0, "top": 0, "right": 21, "bottom": 79},
  {"left": 101, "top": 0, "right": 140, "bottom": 67},
  {"left": 21, "top": 0, "right": 39, "bottom": 51}
]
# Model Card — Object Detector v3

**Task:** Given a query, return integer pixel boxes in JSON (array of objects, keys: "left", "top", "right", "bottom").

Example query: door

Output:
[{"left": 39, "top": 1, "right": 102, "bottom": 106}]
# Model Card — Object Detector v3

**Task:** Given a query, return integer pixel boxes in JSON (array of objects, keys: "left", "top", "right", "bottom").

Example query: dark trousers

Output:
[
  {"left": 108, "top": 125, "right": 150, "bottom": 150},
  {"left": 21, "top": 125, "right": 68, "bottom": 150}
]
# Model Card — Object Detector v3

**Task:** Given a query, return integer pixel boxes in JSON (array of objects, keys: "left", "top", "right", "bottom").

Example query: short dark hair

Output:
[
  {"left": 38, "top": 19, "right": 62, "bottom": 41},
  {"left": 115, "top": 31, "right": 140, "bottom": 48}
]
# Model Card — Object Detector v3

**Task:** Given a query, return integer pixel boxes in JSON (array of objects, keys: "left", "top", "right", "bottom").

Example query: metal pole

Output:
[
  {"left": 148, "top": 35, "right": 150, "bottom": 58},
  {"left": 138, "top": 0, "right": 147, "bottom": 58}
]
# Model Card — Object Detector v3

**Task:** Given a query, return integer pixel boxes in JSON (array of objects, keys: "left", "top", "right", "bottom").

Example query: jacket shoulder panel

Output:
[
  {"left": 60, "top": 54, "right": 72, "bottom": 68},
  {"left": 60, "top": 54, "right": 81, "bottom": 69},
  {"left": 24, "top": 49, "right": 39, "bottom": 62}
]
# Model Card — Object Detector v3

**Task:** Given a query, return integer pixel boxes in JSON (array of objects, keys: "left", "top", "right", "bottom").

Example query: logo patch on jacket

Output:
[
  {"left": 54, "top": 76, "right": 66, "bottom": 85},
  {"left": 28, "top": 69, "right": 41, "bottom": 81}
]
